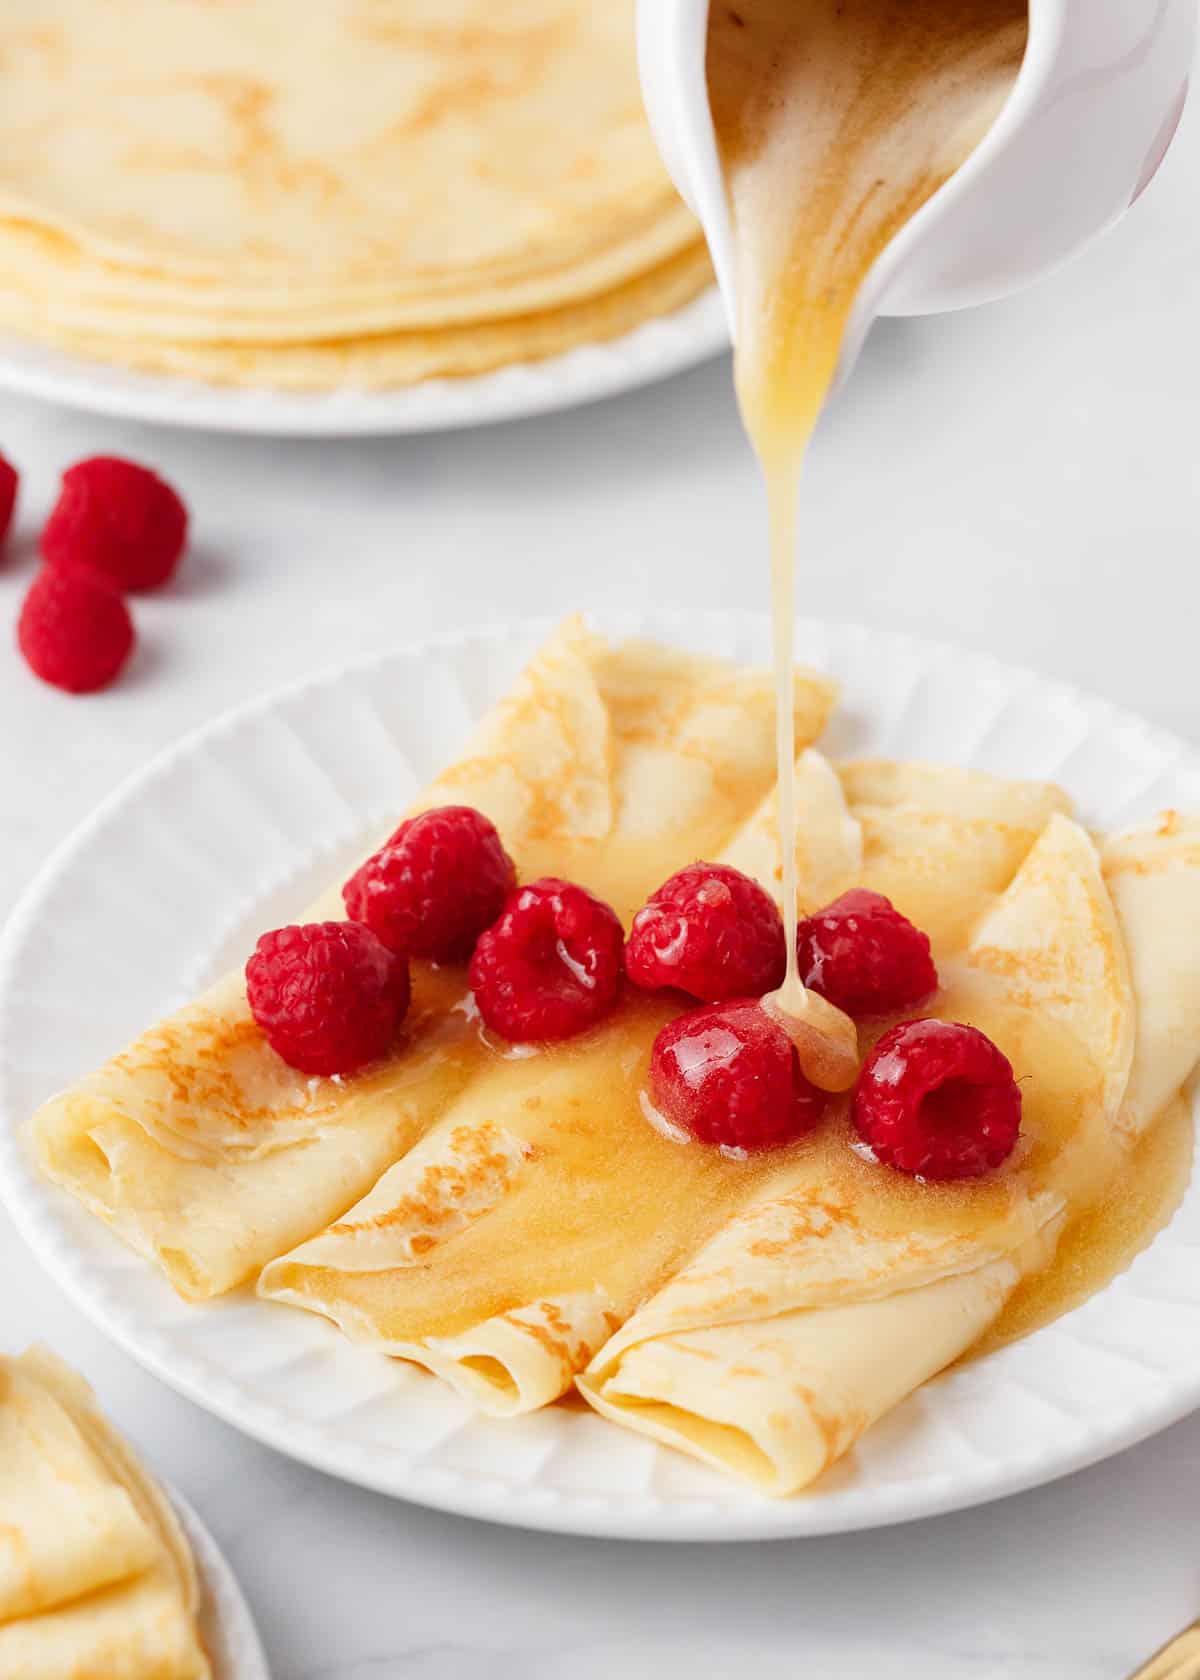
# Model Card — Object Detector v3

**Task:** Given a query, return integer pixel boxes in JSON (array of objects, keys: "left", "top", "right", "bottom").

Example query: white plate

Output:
[
  {"left": 2, "top": 610, "right": 1199, "bottom": 1542},
  {"left": 172, "top": 1487, "right": 271, "bottom": 1680},
  {"left": 0, "top": 290, "right": 727, "bottom": 436}
]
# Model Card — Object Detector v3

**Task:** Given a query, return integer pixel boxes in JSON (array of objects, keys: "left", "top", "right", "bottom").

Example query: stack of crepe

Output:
[
  {"left": 0, "top": 1348, "right": 210, "bottom": 1678},
  {"left": 30, "top": 623, "right": 1200, "bottom": 1495},
  {"left": 0, "top": 1, "right": 711, "bottom": 389}
]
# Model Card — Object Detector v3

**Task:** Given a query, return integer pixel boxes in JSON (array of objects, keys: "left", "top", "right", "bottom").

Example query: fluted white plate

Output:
[
  {"left": 2, "top": 611, "right": 1199, "bottom": 1542},
  {"left": 172, "top": 1487, "right": 271, "bottom": 1680},
  {"left": 0, "top": 289, "right": 726, "bottom": 436}
]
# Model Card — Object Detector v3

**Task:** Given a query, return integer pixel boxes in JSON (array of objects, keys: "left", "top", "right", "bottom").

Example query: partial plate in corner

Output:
[
  {"left": 2, "top": 610, "right": 1200, "bottom": 1541},
  {"left": 0, "top": 288, "right": 727, "bottom": 436},
  {"left": 172, "top": 1485, "right": 271, "bottom": 1680}
]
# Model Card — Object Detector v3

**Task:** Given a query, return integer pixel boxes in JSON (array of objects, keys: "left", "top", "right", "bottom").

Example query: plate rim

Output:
[
  {"left": 2, "top": 608, "right": 1198, "bottom": 1542},
  {"left": 0, "top": 288, "right": 727, "bottom": 437},
  {"left": 169, "top": 1484, "right": 272, "bottom": 1680}
]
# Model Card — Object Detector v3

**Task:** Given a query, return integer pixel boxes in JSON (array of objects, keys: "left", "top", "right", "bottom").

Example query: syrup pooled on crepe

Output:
[
  {"left": 261, "top": 753, "right": 1196, "bottom": 1437},
  {"left": 31, "top": 621, "right": 835, "bottom": 1301},
  {"left": 580, "top": 787, "right": 1200, "bottom": 1493},
  {"left": 708, "top": 0, "right": 1027, "bottom": 1076},
  {"left": 257, "top": 751, "right": 1042, "bottom": 1415},
  {"left": 26, "top": 623, "right": 1200, "bottom": 1492}
]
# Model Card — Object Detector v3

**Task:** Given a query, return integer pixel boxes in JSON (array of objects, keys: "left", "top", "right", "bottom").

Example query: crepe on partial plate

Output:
[{"left": 0, "top": 1348, "right": 210, "bottom": 1679}]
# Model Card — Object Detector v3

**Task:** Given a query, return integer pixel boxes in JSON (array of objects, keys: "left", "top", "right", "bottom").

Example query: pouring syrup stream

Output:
[{"left": 708, "top": 0, "right": 1028, "bottom": 1089}]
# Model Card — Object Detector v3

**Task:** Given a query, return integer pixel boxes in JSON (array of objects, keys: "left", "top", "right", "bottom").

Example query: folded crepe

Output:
[
  {"left": 723, "top": 753, "right": 1072, "bottom": 949},
  {"left": 0, "top": 1348, "right": 210, "bottom": 1680},
  {"left": 1101, "top": 811, "right": 1200, "bottom": 1143},
  {"left": 580, "top": 806, "right": 1200, "bottom": 1494},
  {"left": 31, "top": 620, "right": 834, "bottom": 1299},
  {"left": 257, "top": 752, "right": 1070, "bottom": 1415},
  {"left": 834, "top": 758, "right": 1076, "bottom": 949}
]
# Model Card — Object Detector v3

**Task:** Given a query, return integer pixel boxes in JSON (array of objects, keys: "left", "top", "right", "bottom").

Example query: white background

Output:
[{"left": 2, "top": 88, "right": 1199, "bottom": 1680}]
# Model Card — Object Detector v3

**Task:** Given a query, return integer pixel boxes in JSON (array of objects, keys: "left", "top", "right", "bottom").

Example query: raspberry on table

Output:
[
  {"left": 796, "top": 888, "right": 937, "bottom": 1017},
  {"left": 626, "top": 862, "right": 786, "bottom": 1002},
  {"left": 0, "top": 452, "right": 17, "bottom": 547},
  {"left": 41, "top": 455, "right": 188, "bottom": 593},
  {"left": 17, "top": 567, "right": 135, "bottom": 694},
  {"left": 648, "top": 998, "right": 827, "bottom": 1152},
  {"left": 246, "top": 921, "right": 411, "bottom": 1077},
  {"left": 343, "top": 805, "right": 516, "bottom": 963},
  {"left": 469, "top": 877, "right": 624, "bottom": 1042},
  {"left": 853, "top": 1018, "right": 1021, "bottom": 1180}
]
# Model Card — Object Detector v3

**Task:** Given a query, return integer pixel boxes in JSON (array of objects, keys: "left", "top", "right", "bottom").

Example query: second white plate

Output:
[
  {"left": 0, "top": 289, "right": 727, "bottom": 435},
  {"left": 173, "top": 1488, "right": 271, "bottom": 1680},
  {"left": 2, "top": 610, "right": 1199, "bottom": 1541}
]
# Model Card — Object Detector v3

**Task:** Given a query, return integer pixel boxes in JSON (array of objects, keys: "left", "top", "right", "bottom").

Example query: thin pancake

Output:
[
  {"left": 579, "top": 812, "right": 1178, "bottom": 1495},
  {"left": 0, "top": 1349, "right": 210, "bottom": 1680},
  {"left": 257, "top": 757, "right": 851, "bottom": 1415},
  {"left": 728, "top": 753, "right": 1072, "bottom": 947},
  {"left": 1102, "top": 812, "right": 1200, "bottom": 1142},
  {"left": 31, "top": 622, "right": 833, "bottom": 1298},
  {"left": 0, "top": 1359, "right": 158, "bottom": 1623},
  {"left": 0, "top": 242, "right": 713, "bottom": 390},
  {"left": 0, "top": 1, "right": 711, "bottom": 385},
  {"left": 721, "top": 748, "right": 865, "bottom": 908},
  {"left": 0, "top": 204, "right": 706, "bottom": 339},
  {"left": 838, "top": 760, "right": 1073, "bottom": 951},
  {"left": 0, "top": 2, "right": 694, "bottom": 293},
  {"left": 258, "top": 752, "right": 1056, "bottom": 1414}
]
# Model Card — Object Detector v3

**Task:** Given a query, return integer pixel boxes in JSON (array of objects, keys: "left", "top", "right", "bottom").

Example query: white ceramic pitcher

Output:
[{"left": 638, "top": 0, "right": 1196, "bottom": 381}]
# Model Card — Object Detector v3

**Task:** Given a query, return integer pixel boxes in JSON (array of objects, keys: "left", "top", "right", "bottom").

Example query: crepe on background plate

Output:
[
  {"left": 0, "top": 0, "right": 712, "bottom": 386},
  {"left": 0, "top": 1348, "right": 210, "bottom": 1679},
  {"left": 0, "top": 244, "right": 714, "bottom": 392},
  {"left": 30, "top": 620, "right": 834, "bottom": 1300}
]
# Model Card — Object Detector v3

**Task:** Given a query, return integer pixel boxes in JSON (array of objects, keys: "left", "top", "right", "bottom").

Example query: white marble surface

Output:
[{"left": 3, "top": 91, "right": 1200, "bottom": 1680}]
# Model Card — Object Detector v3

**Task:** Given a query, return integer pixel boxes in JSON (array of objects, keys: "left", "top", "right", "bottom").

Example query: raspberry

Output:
[
  {"left": 0, "top": 452, "right": 17, "bottom": 546},
  {"left": 648, "top": 998, "right": 827, "bottom": 1152},
  {"left": 796, "top": 889, "right": 937, "bottom": 1017},
  {"left": 469, "top": 877, "right": 623, "bottom": 1042},
  {"left": 343, "top": 805, "right": 515, "bottom": 963},
  {"left": 17, "top": 567, "right": 134, "bottom": 694},
  {"left": 41, "top": 455, "right": 188, "bottom": 593},
  {"left": 246, "top": 921, "right": 410, "bottom": 1077},
  {"left": 853, "top": 1018, "right": 1021, "bottom": 1180},
  {"left": 626, "top": 862, "right": 785, "bottom": 1002}
]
